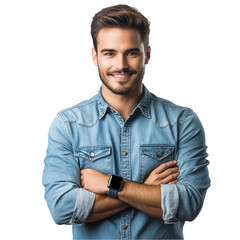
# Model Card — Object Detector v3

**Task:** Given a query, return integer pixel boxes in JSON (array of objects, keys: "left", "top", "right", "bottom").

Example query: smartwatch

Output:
[{"left": 107, "top": 174, "right": 123, "bottom": 199}]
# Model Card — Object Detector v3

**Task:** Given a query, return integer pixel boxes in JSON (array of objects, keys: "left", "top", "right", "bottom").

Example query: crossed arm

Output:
[{"left": 80, "top": 160, "right": 179, "bottom": 223}]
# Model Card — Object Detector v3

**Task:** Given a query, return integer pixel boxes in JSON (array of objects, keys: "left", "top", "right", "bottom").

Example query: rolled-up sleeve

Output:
[
  {"left": 42, "top": 114, "right": 95, "bottom": 225},
  {"left": 161, "top": 109, "right": 210, "bottom": 224}
]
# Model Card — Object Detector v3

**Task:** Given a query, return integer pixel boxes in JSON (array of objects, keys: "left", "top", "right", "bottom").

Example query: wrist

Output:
[
  {"left": 107, "top": 174, "right": 124, "bottom": 199},
  {"left": 117, "top": 179, "right": 130, "bottom": 199}
]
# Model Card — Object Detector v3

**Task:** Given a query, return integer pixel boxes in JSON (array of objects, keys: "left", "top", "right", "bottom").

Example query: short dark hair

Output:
[{"left": 91, "top": 4, "right": 150, "bottom": 51}]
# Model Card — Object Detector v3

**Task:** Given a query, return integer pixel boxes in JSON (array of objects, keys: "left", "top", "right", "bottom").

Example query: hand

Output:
[
  {"left": 144, "top": 160, "right": 179, "bottom": 185},
  {"left": 80, "top": 169, "right": 109, "bottom": 195}
]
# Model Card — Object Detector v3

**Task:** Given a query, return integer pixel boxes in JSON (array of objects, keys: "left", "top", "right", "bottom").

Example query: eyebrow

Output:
[
  {"left": 126, "top": 48, "right": 141, "bottom": 53},
  {"left": 100, "top": 48, "right": 141, "bottom": 53},
  {"left": 100, "top": 49, "right": 116, "bottom": 53}
]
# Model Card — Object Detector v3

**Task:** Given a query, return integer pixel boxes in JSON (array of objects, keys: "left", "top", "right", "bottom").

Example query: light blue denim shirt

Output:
[{"left": 42, "top": 85, "right": 210, "bottom": 239}]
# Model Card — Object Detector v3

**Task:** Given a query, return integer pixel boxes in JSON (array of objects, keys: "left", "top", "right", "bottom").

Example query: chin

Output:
[{"left": 106, "top": 83, "right": 141, "bottom": 96}]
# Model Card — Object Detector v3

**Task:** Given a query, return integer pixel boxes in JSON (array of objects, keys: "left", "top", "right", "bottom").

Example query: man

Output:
[{"left": 42, "top": 4, "right": 210, "bottom": 239}]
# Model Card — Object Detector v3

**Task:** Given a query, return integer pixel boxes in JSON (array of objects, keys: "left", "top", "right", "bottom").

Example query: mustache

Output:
[{"left": 107, "top": 69, "right": 137, "bottom": 75}]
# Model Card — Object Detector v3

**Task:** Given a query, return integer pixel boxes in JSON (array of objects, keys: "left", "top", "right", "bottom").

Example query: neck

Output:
[{"left": 101, "top": 84, "right": 143, "bottom": 121}]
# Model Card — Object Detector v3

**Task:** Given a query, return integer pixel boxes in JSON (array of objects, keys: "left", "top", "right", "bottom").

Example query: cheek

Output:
[
  {"left": 131, "top": 57, "right": 145, "bottom": 68},
  {"left": 133, "top": 61, "right": 145, "bottom": 72},
  {"left": 98, "top": 57, "right": 114, "bottom": 70}
]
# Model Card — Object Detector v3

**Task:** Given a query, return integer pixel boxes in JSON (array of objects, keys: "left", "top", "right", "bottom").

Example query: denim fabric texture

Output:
[{"left": 42, "top": 85, "right": 210, "bottom": 239}]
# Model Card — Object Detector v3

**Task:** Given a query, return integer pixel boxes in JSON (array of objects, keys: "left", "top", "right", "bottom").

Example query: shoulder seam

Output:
[
  {"left": 57, "top": 112, "right": 71, "bottom": 137},
  {"left": 59, "top": 96, "right": 99, "bottom": 114},
  {"left": 179, "top": 108, "right": 193, "bottom": 127},
  {"left": 150, "top": 94, "right": 185, "bottom": 109}
]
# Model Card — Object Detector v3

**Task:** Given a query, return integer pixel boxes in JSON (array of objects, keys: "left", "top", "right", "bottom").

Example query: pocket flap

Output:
[
  {"left": 140, "top": 145, "right": 175, "bottom": 161},
  {"left": 74, "top": 146, "right": 111, "bottom": 161}
]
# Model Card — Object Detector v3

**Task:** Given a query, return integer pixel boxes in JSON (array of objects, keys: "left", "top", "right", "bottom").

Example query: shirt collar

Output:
[
  {"left": 136, "top": 85, "right": 151, "bottom": 118},
  {"left": 97, "top": 88, "right": 110, "bottom": 119},
  {"left": 98, "top": 84, "right": 151, "bottom": 120}
]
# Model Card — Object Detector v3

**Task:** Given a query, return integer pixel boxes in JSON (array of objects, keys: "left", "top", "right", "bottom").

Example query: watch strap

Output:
[{"left": 108, "top": 188, "right": 118, "bottom": 199}]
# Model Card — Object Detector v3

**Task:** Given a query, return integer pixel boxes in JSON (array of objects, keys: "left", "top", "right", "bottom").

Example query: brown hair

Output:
[{"left": 91, "top": 4, "right": 150, "bottom": 51}]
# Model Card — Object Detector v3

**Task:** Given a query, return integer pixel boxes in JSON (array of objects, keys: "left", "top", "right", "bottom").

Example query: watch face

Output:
[{"left": 108, "top": 175, "right": 123, "bottom": 190}]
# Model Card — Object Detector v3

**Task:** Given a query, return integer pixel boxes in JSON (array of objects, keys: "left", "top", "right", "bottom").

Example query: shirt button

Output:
[
  {"left": 124, "top": 151, "right": 128, "bottom": 156},
  {"left": 90, "top": 152, "right": 95, "bottom": 157},
  {"left": 157, "top": 151, "right": 162, "bottom": 158},
  {"left": 123, "top": 225, "right": 128, "bottom": 230},
  {"left": 111, "top": 108, "right": 115, "bottom": 113}
]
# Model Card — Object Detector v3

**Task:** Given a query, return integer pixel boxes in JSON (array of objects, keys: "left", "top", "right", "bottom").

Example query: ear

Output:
[
  {"left": 92, "top": 48, "right": 98, "bottom": 66},
  {"left": 145, "top": 46, "right": 151, "bottom": 64}
]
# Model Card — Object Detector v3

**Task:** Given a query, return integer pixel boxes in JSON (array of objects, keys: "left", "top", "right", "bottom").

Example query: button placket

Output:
[
  {"left": 121, "top": 126, "right": 131, "bottom": 180},
  {"left": 120, "top": 125, "right": 131, "bottom": 239}
]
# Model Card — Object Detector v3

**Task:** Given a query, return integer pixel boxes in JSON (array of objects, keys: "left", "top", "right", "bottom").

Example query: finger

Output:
[
  {"left": 158, "top": 172, "right": 179, "bottom": 184},
  {"left": 160, "top": 167, "right": 179, "bottom": 178},
  {"left": 80, "top": 177, "right": 84, "bottom": 187},
  {"left": 154, "top": 166, "right": 179, "bottom": 180},
  {"left": 166, "top": 167, "right": 179, "bottom": 173},
  {"left": 80, "top": 170, "right": 85, "bottom": 180},
  {"left": 154, "top": 160, "right": 177, "bottom": 174},
  {"left": 80, "top": 175, "right": 84, "bottom": 184},
  {"left": 168, "top": 179, "right": 178, "bottom": 184}
]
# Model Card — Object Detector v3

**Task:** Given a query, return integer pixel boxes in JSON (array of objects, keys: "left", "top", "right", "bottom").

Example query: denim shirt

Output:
[{"left": 42, "top": 85, "right": 210, "bottom": 240}]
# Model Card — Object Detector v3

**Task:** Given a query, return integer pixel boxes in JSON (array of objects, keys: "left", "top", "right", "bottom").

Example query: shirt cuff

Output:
[
  {"left": 161, "top": 184, "right": 180, "bottom": 224},
  {"left": 71, "top": 188, "right": 95, "bottom": 226}
]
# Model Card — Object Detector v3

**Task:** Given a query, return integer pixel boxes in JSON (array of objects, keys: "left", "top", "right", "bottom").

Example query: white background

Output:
[{"left": 0, "top": 0, "right": 239, "bottom": 239}]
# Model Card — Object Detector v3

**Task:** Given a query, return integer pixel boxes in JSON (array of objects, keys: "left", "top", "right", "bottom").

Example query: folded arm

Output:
[{"left": 81, "top": 161, "right": 179, "bottom": 222}]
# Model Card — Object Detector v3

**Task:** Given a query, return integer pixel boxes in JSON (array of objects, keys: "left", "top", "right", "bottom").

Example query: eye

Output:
[
  {"left": 128, "top": 51, "right": 138, "bottom": 56},
  {"left": 104, "top": 52, "right": 115, "bottom": 56}
]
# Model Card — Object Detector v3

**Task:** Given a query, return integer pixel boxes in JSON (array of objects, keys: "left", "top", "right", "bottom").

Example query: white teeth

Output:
[{"left": 114, "top": 75, "right": 129, "bottom": 78}]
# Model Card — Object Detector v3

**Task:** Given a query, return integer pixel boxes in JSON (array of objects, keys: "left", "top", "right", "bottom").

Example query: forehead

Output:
[{"left": 97, "top": 28, "right": 144, "bottom": 51}]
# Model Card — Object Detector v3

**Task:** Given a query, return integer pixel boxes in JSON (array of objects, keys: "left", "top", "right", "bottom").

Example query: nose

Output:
[{"left": 115, "top": 54, "right": 128, "bottom": 70}]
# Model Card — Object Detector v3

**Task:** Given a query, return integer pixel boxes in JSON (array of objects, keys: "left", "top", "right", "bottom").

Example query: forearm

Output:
[
  {"left": 81, "top": 162, "right": 178, "bottom": 221},
  {"left": 85, "top": 194, "right": 129, "bottom": 223},
  {"left": 118, "top": 180, "right": 163, "bottom": 219}
]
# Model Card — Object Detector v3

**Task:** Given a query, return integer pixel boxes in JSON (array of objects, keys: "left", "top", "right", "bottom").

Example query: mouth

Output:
[
  {"left": 108, "top": 71, "right": 135, "bottom": 82},
  {"left": 112, "top": 74, "right": 131, "bottom": 83},
  {"left": 113, "top": 74, "right": 130, "bottom": 78}
]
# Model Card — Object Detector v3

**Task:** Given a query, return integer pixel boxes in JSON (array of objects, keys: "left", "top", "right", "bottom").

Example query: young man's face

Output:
[{"left": 92, "top": 28, "right": 150, "bottom": 96}]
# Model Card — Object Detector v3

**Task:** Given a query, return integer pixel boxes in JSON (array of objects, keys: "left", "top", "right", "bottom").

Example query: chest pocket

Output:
[
  {"left": 74, "top": 146, "right": 112, "bottom": 175},
  {"left": 140, "top": 145, "right": 175, "bottom": 182}
]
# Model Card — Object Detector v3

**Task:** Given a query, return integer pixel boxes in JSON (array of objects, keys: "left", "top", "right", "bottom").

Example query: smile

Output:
[{"left": 113, "top": 74, "right": 130, "bottom": 78}]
